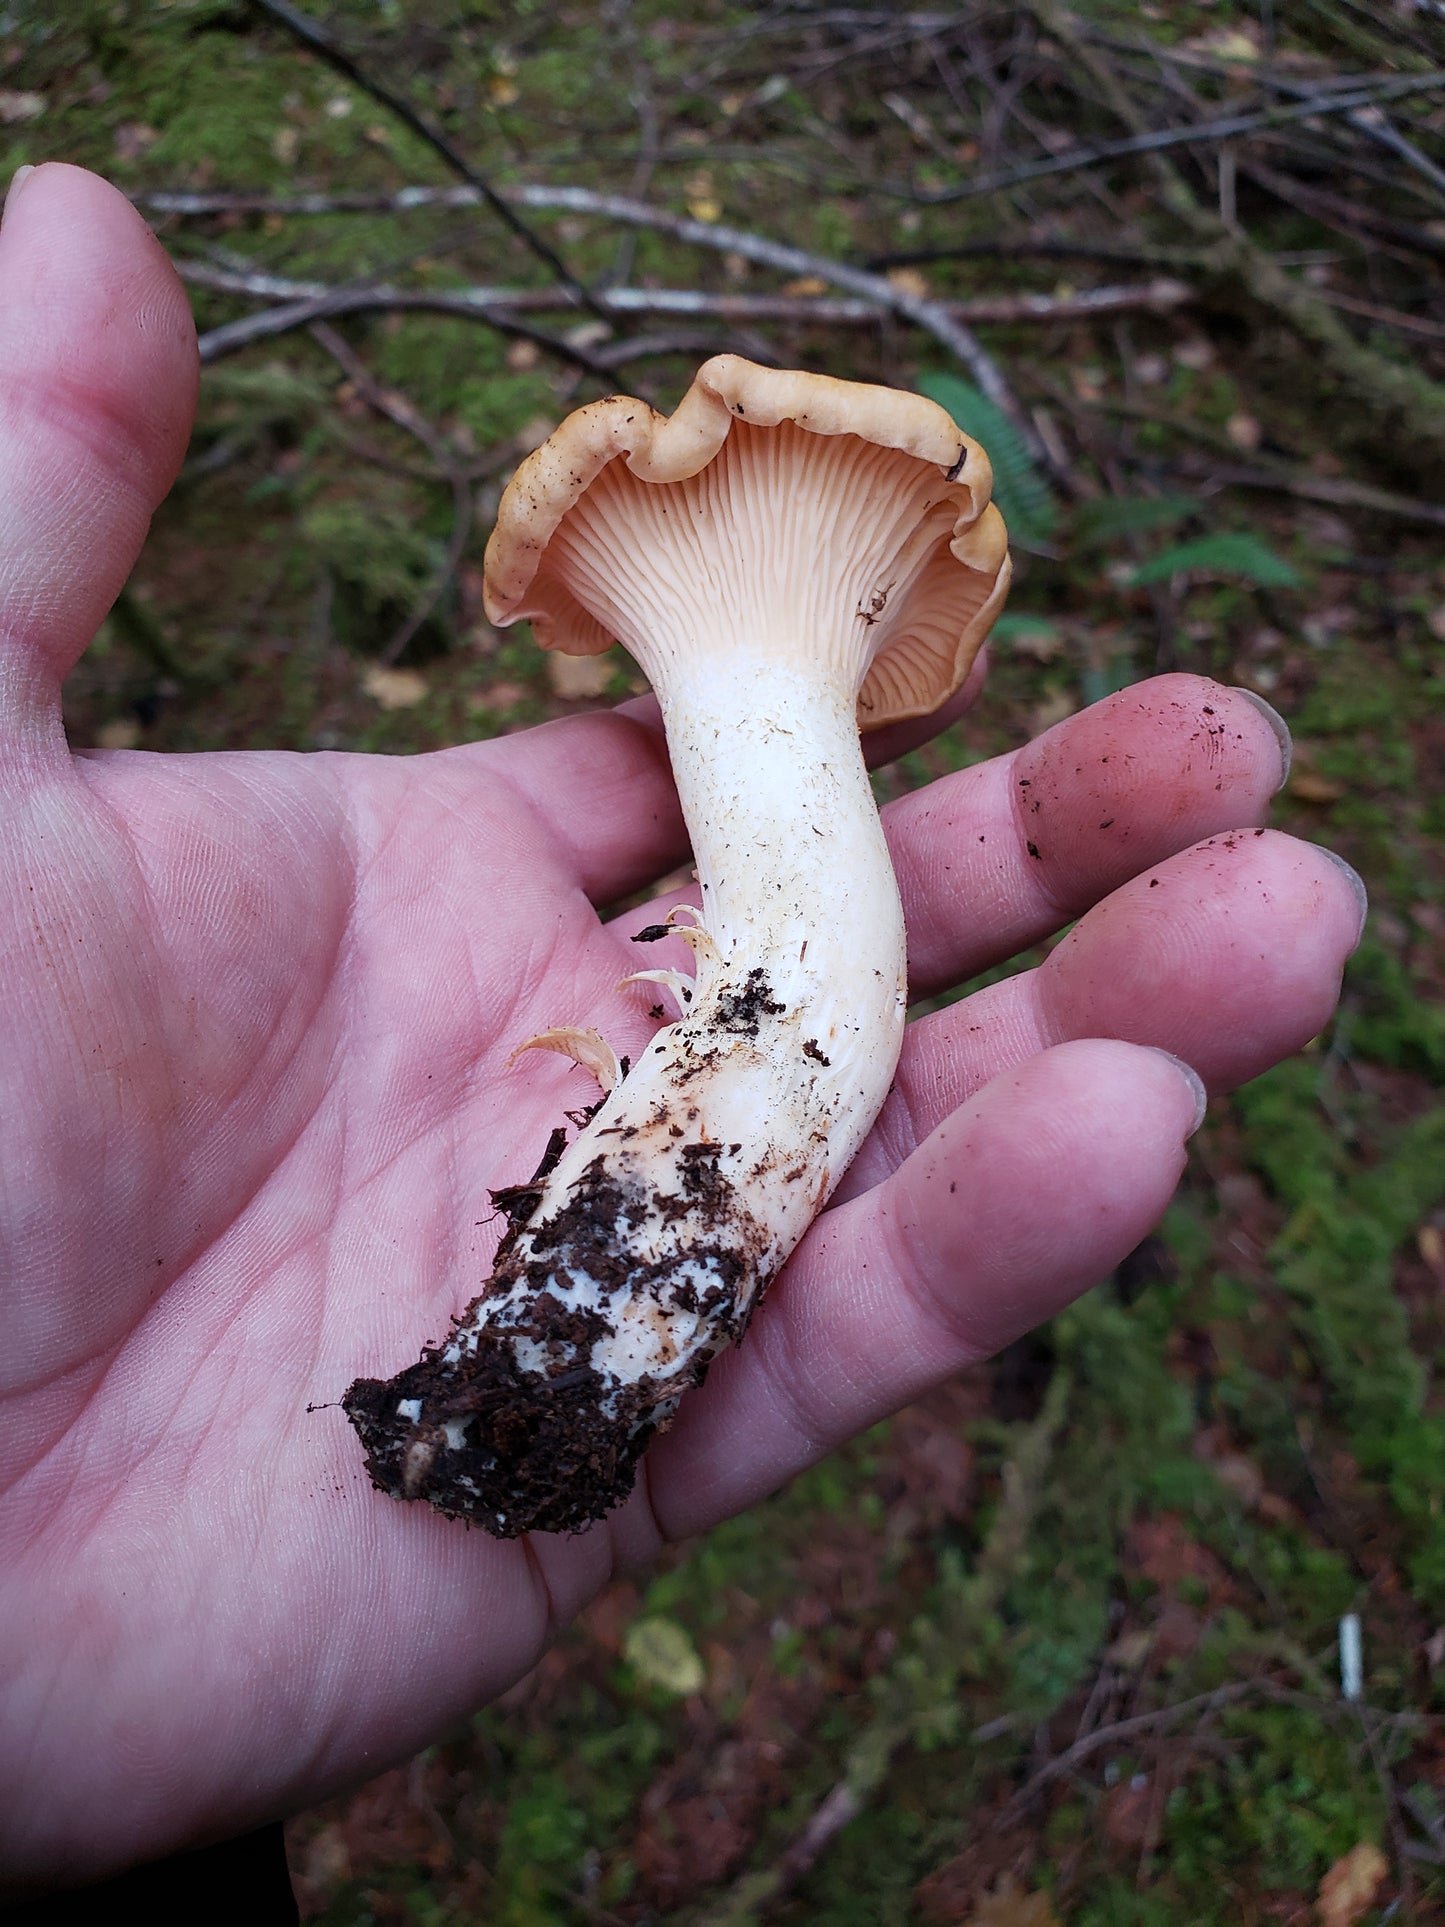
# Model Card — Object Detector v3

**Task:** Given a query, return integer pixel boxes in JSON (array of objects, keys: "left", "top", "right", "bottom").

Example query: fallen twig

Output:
[
  {"left": 181, "top": 257, "right": 1194, "bottom": 362},
  {"left": 697, "top": 1370, "right": 1072, "bottom": 1925},
  {"left": 868, "top": 234, "right": 1208, "bottom": 271},
  {"left": 901, "top": 70, "right": 1445, "bottom": 206},
  {"left": 1170, "top": 456, "right": 1445, "bottom": 529},
  {"left": 306, "top": 320, "right": 473, "bottom": 665},
  {"left": 191, "top": 279, "right": 619, "bottom": 380},
  {"left": 1240, "top": 156, "right": 1445, "bottom": 262},
  {"left": 144, "top": 184, "right": 1065, "bottom": 487},
  {"left": 1086, "top": 397, "right": 1445, "bottom": 526},
  {"left": 995, "top": 1681, "right": 1261, "bottom": 1829},
  {"left": 1092, "top": 25, "right": 1445, "bottom": 203},
  {"left": 247, "top": 0, "right": 607, "bottom": 325},
  {"left": 1311, "top": 287, "right": 1445, "bottom": 341},
  {"left": 1027, "top": 0, "right": 1445, "bottom": 475}
]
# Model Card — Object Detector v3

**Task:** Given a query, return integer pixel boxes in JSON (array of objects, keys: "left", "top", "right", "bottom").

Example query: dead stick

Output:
[
  {"left": 506, "top": 184, "right": 1069, "bottom": 488},
  {"left": 306, "top": 320, "right": 473, "bottom": 666},
  {"left": 1027, "top": 0, "right": 1445, "bottom": 472},
  {"left": 698, "top": 1370, "right": 1072, "bottom": 1925},
  {"left": 147, "top": 184, "right": 1062, "bottom": 487},
  {"left": 181, "top": 258, "right": 1194, "bottom": 355},
  {"left": 906, "top": 69, "right": 1445, "bottom": 206},
  {"left": 995, "top": 1681, "right": 1262, "bottom": 1829},
  {"left": 246, "top": 0, "right": 608, "bottom": 329},
  {"left": 193, "top": 282, "right": 618, "bottom": 380}
]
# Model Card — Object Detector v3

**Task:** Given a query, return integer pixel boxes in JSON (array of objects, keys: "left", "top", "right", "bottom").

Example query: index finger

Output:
[{"left": 892, "top": 675, "right": 1290, "bottom": 995}]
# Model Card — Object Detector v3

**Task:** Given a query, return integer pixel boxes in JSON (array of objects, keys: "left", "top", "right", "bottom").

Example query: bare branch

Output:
[
  {"left": 1241, "top": 157, "right": 1445, "bottom": 260},
  {"left": 305, "top": 320, "right": 473, "bottom": 666},
  {"left": 1165, "top": 453, "right": 1445, "bottom": 528},
  {"left": 1090, "top": 23, "right": 1445, "bottom": 204},
  {"left": 188, "top": 273, "right": 620, "bottom": 379},
  {"left": 246, "top": 0, "right": 609, "bottom": 324},
  {"left": 143, "top": 182, "right": 1063, "bottom": 484},
  {"left": 506, "top": 185, "right": 1071, "bottom": 486},
  {"left": 181, "top": 256, "right": 1193, "bottom": 361},
  {"left": 1027, "top": 0, "right": 1445, "bottom": 473},
  {"left": 995, "top": 1681, "right": 1263, "bottom": 1827},
  {"left": 907, "top": 68, "right": 1445, "bottom": 206}
]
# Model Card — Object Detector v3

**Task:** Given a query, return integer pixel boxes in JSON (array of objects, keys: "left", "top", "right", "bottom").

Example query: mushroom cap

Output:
[{"left": 483, "top": 355, "right": 1010, "bottom": 729}]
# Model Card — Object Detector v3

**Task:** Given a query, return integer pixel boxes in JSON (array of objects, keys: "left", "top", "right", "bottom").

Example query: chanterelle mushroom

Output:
[{"left": 344, "top": 356, "right": 1010, "bottom": 1535}]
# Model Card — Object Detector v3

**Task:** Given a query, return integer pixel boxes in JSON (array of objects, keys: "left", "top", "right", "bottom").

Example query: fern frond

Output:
[
  {"left": 1129, "top": 533, "right": 1302, "bottom": 588},
  {"left": 917, "top": 370, "right": 1058, "bottom": 553}
]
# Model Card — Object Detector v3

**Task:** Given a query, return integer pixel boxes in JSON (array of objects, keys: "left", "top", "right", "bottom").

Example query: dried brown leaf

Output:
[
  {"left": 1316, "top": 1841, "right": 1388, "bottom": 1927},
  {"left": 968, "top": 1873, "right": 1062, "bottom": 1927}
]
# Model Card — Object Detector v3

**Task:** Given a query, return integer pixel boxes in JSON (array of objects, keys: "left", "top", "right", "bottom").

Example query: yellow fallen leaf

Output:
[
  {"left": 685, "top": 172, "right": 722, "bottom": 223},
  {"left": 467, "top": 680, "right": 529, "bottom": 714},
  {"left": 547, "top": 650, "right": 614, "bottom": 700},
  {"left": 887, "top": 266, "right": 931, "bottom": 300},
  {"left": 1185, "top": 26, "right": 1261, "bottom": 62},
  {"left": 782, "top": 275, "right": 829, "bottom": 297},
  {"left": 1317, "top": 1841, "right": 1388, "bottom": 1927},
  {"left": 1104, "top": 1626, "right": 1156, "bottom": 1671},
  {"left": 487, "top": 75, "right": 519, "bottom": 106},
  {"left": 623, "top": 1617, "right": 705, "bottom": 1697},
  {"left": 1288, "top": 769, "right": 1345, "bottom": 805},
  {"left": 361, "top": 666, "right": 428, "bottom": 710},
  {"left": 1031, "top": 688, "right": 1078, "bottom": 732},
  {"left": 968, "top": 1874, "right": 1062, "bottom": 1927},
  {"left": 1007, "top": 623, "right": 1063, "bottom": 663}
]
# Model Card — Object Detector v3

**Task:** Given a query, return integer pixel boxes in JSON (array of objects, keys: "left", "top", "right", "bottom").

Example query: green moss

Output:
[{"left": 1165, "top": 1703, "right": 1382, "bottom": 1892}]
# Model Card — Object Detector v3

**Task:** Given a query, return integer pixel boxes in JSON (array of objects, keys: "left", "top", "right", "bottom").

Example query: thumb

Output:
[{"left": 0, "top": 163, "right": 197, "bottom": 762}]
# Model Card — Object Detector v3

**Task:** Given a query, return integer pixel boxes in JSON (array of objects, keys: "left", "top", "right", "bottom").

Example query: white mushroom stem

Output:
[
  {"left": 344, "top": 650, "right": 903, "bottom": 1538},
  {"left": 462, "top": 647, "right": 906, "bottom": 1376}
]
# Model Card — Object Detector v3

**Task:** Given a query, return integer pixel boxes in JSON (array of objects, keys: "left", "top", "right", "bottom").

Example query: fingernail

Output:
[
  {"left": 1147, "top": 1049, "right": 1209, "bottom": 1137},
  {"left": 1317, "top": 845, "right": 1369, "bottom": 951},
  {"left": 1230, "top": 686, "right": 1293, "bottom": 793},
  {"left": 3, "top": 164, "right": 34, "bottom": 226}
]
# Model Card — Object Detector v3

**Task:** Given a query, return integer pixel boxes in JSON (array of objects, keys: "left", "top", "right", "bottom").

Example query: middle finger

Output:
[
  {"left": 891, "top": 672, "right": 1290, "bottom": 996},
  {"left": 842, "top": 825, "right": 1362, "bottom": 1198}
]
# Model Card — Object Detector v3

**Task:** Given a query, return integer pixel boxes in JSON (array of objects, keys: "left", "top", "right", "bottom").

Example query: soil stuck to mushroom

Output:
[{"left": 344, "top": 1137, "right": 771, "bottom": 1535}]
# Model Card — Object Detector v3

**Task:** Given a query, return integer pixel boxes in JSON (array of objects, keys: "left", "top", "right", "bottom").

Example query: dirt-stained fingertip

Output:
[
  {"left": 1315, "top": 845, "right": 1369, "bottom": 950},
  {"left": 1229, "top": 685, "right": 1293, "bottom": 792}
]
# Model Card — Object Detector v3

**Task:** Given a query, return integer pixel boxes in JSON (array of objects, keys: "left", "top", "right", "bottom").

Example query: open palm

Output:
[{"left": 0, "top": 166, "right": 1363, "bottom": 1887}]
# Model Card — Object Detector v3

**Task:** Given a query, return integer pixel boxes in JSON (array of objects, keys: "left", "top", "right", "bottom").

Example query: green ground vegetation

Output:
[{"left": 7, "top": 0, "right": 1445, "bottom": 1920}]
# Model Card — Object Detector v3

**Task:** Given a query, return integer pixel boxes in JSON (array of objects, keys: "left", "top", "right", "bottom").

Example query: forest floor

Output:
[{"left": 8, "top": 1, "right": 1445, "bottom": 1921}]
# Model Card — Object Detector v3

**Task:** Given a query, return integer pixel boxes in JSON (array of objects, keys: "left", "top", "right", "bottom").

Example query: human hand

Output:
[{"left": 0, "top": 165, "right": 1363, "bottom": 1885}]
